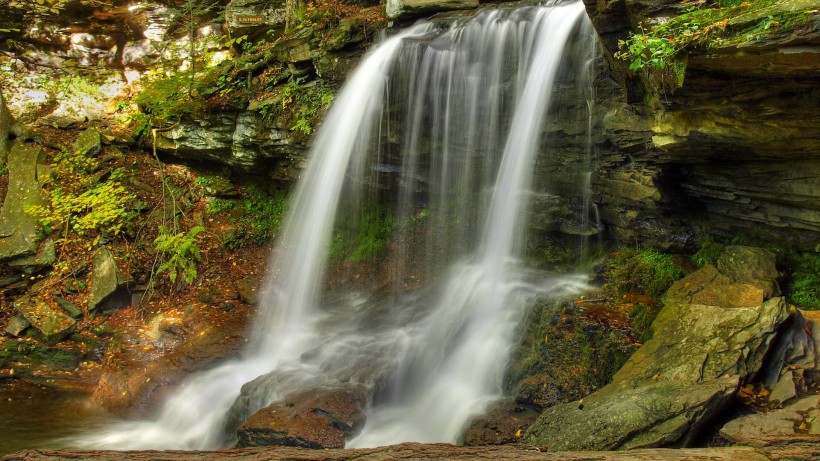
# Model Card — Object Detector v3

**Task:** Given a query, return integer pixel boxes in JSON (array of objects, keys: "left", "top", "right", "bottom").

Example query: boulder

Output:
[
  {"left": 235, "top": 384, "right": 369, "bottom": 448},
  {"left": 14, "top": 295, "right": 77, "bottom": 344},
  {"left": 385, "top": 0, "right": 479, "bottom": 21},
  {"left": 0, "top": 145, "right": 48, "bottom": 268},
  {"left": 524, "top": 247, "right": 788, "bottom": 450},
  {"left": 720, "top": 395, "right": 820, "bottom": 447},
  {"left": 73, "top": 127, "right": 102, "bottom": 157},
  {"left": 665, "top": 246, "right": 779, "bottom": 308},
  {"left": 4, "top": 315, "right": 30, "bottom": 337},
  {"left": 88, "top": 246, "right": 131, "bottom": 313}
]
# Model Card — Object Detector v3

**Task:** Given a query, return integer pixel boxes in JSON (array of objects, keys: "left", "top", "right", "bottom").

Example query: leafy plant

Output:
[
  {"left": 26, "top": 150, "right": 136, "bottom": 239},
  {"left": 220, "top": 186, "right": 288, "bottom": 248},
  {"left": 785, "top": 252, "right": 820, "bottom": 310},
  {"left": 277, "top": 79, "right": 335, "bottom": 134},
  {"left": 154, "top": 225, "right": 205, "bottom": 287}
]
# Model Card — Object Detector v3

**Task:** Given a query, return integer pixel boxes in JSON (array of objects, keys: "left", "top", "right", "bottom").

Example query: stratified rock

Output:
[
  {"left": 720, "top": 395, "right": 820, "bottom": 447},
  {"left": 73, "top": 127, "right": 102, "bottom": 157},
  {"left": 385, "top": 0, "right": 479, "bottom": 21},
  {"left": 236, "top": 385, "right": 369, "bottom": 448},
  {"left": 524, "top": 247, "right": 788, "bottom": 451},
  {"left": 0, "top": 145, "right": 48, "bottom": 267},
  {"left": 4, "top": 315, "right": 30, "bottom": 337},
  {"left": 14, "top": 295, "right": 76, "bottom": 344},
  {"left": 88, "top": 246, "right": 130, "bottom": 313}
]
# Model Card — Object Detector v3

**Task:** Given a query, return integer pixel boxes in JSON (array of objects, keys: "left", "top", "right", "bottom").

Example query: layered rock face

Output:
[{"left": 583, "top": 0, "right": 820, "bottom": 250}]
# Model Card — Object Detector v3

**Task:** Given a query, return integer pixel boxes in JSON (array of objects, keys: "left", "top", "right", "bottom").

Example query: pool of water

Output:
[{"left": 0, "top": 382, "right": 113, "bottom": 455}]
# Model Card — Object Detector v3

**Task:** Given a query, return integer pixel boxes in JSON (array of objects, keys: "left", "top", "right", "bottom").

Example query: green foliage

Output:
[
  {"left": 614, "top": 0, "right": 814, "bottom": 91},
  {"left": 154, "top": 225, "right": 205, "bottom": 287},
  {"left": 219, "top": 186, "right": 288, "bottom": 248},
  {"left": 329, "top": 208, "right": 394, "bottom": 263},
  {"left": 277, "top": 79, "right": 335, "bottom": 134},
  {"left": 26, "top": 150, "right": 135, "bottom": 239},
  {"left": 134, "top": 72, "right": 205, "bottom": 128},
  {"left": 785, "top": 252, "right": 820, "bottom": 310},
  {"left": 694, "top": 241, "right": 726, "bottom": 267},
  {"left": 606, "top": 248, "right": 685, "bottom": 299}
]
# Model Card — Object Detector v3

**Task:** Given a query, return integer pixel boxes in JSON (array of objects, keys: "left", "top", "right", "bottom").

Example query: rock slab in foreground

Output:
[
  {"left": 0, "top": 444, "right": 779, "bottom": 461},
  {"left": 525, "top": 246, "right": 788, "bottom": 450}
]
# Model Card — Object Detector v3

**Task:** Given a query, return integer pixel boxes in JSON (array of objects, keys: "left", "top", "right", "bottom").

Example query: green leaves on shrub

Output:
[{"left": 154, "top": 225, "right": 205, "bottom": 287}]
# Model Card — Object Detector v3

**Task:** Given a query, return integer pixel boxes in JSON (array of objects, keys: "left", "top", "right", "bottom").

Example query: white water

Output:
[{"left": 77, "top": 0, "right": 594, "bottom": 450}]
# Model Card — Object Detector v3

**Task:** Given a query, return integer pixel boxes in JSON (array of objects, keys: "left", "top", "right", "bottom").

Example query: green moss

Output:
[
  {"left": 606, "top": 248, "right": 685, "bottom": 299},
  {"left": 329, "top": 207, "right": 394, "bottom": 263},
  {"left": 694, "top": 241, "right": 726, "bottom": 268},
  {"left": 507, "top": 301, "right": 636, "bottom": 409},
  {"left": 220, "top": 185, "right": 288, "bottom": 248}
]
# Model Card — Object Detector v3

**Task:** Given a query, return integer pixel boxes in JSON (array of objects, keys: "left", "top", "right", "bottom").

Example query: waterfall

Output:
[{"left": 77, "top": 0, "right": 595, "bottom": 450}]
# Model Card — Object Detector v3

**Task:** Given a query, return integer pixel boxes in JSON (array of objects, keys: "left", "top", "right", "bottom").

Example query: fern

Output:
[{"left": 154, "top": 226, "right": 205, "bottom": 287}]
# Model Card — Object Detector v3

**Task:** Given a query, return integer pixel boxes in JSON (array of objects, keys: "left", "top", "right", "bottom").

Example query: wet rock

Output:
[
  {"left": 323, "top": 18, "right": 366, "bottom": 51},
  {"left": 462, "top": 399, "right": 538, "bottom": 446},
  {"left": 235, "top": 384, "right": 369, "bottom": 448},
  {"left": 88, "top": 246, "right": 131, "bottom": 313},
  {"left": 525, "top": 248, "right": 789, "bottom": 450},
  {"left": 0, "top": 145, "right": 50, "bottom": 273},
  {"left": 385, "top": 0, "right": 479, "bottom": 21},
  {"left": 236, "top": 278, "right": 261, "bottom": 305},
  {"left": 4, "top": 315, "right": 30, "bottom": 337},
  {"left": 720, "top": 395, "right": 820, "bottom": 447},
  {"left": 314, "top": 50, "right": 364, "bottom": 82},
  {"left": 14, "top": 295, "right": 77, "bottom": 344}
]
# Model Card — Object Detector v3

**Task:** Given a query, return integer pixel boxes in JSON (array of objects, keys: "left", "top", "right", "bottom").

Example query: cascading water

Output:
[{"left": 77, "top": 0, "right": 595, "bottom": 450}]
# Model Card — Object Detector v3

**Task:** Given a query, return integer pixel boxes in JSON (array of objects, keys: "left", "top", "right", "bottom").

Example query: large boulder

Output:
[
  {"left": 524, "top": 246, "right": 788, "bottom": 450},
  {"left": 88, "top": 246, "right": 131, "bottom": 313},
  {"left": 720, "top": 395, "right": 820, "bottom": 446},
  {"left": 235, "top": 384, "right": 369, "bottom": 448},
  {"left": 13, "top": 295, "right": 77, "bottom": 344},
  {"left": 0, "top": 144, "right": 52, "bottom": 272}
]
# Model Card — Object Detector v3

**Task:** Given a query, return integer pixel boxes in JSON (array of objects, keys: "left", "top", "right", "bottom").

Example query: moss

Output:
[
  {"left": 507, "top": 301, "right": 636, "bottom": 409},
  {"left": 694, "top": 241, "right": 726, "bottom": 268},
  {"left": 221, "top": 185, "right": 288, "bottom": 248},
  {"left": 329, "top": 207, "right": 394, "bottom": 263},
  {"left": 605, "top": 248, "right": 685, "bottom": 299}
]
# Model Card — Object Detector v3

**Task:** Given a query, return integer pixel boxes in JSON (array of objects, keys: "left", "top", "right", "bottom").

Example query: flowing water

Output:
[{"left": 76, "top": 0, "right": 596, "bottom": 449}]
